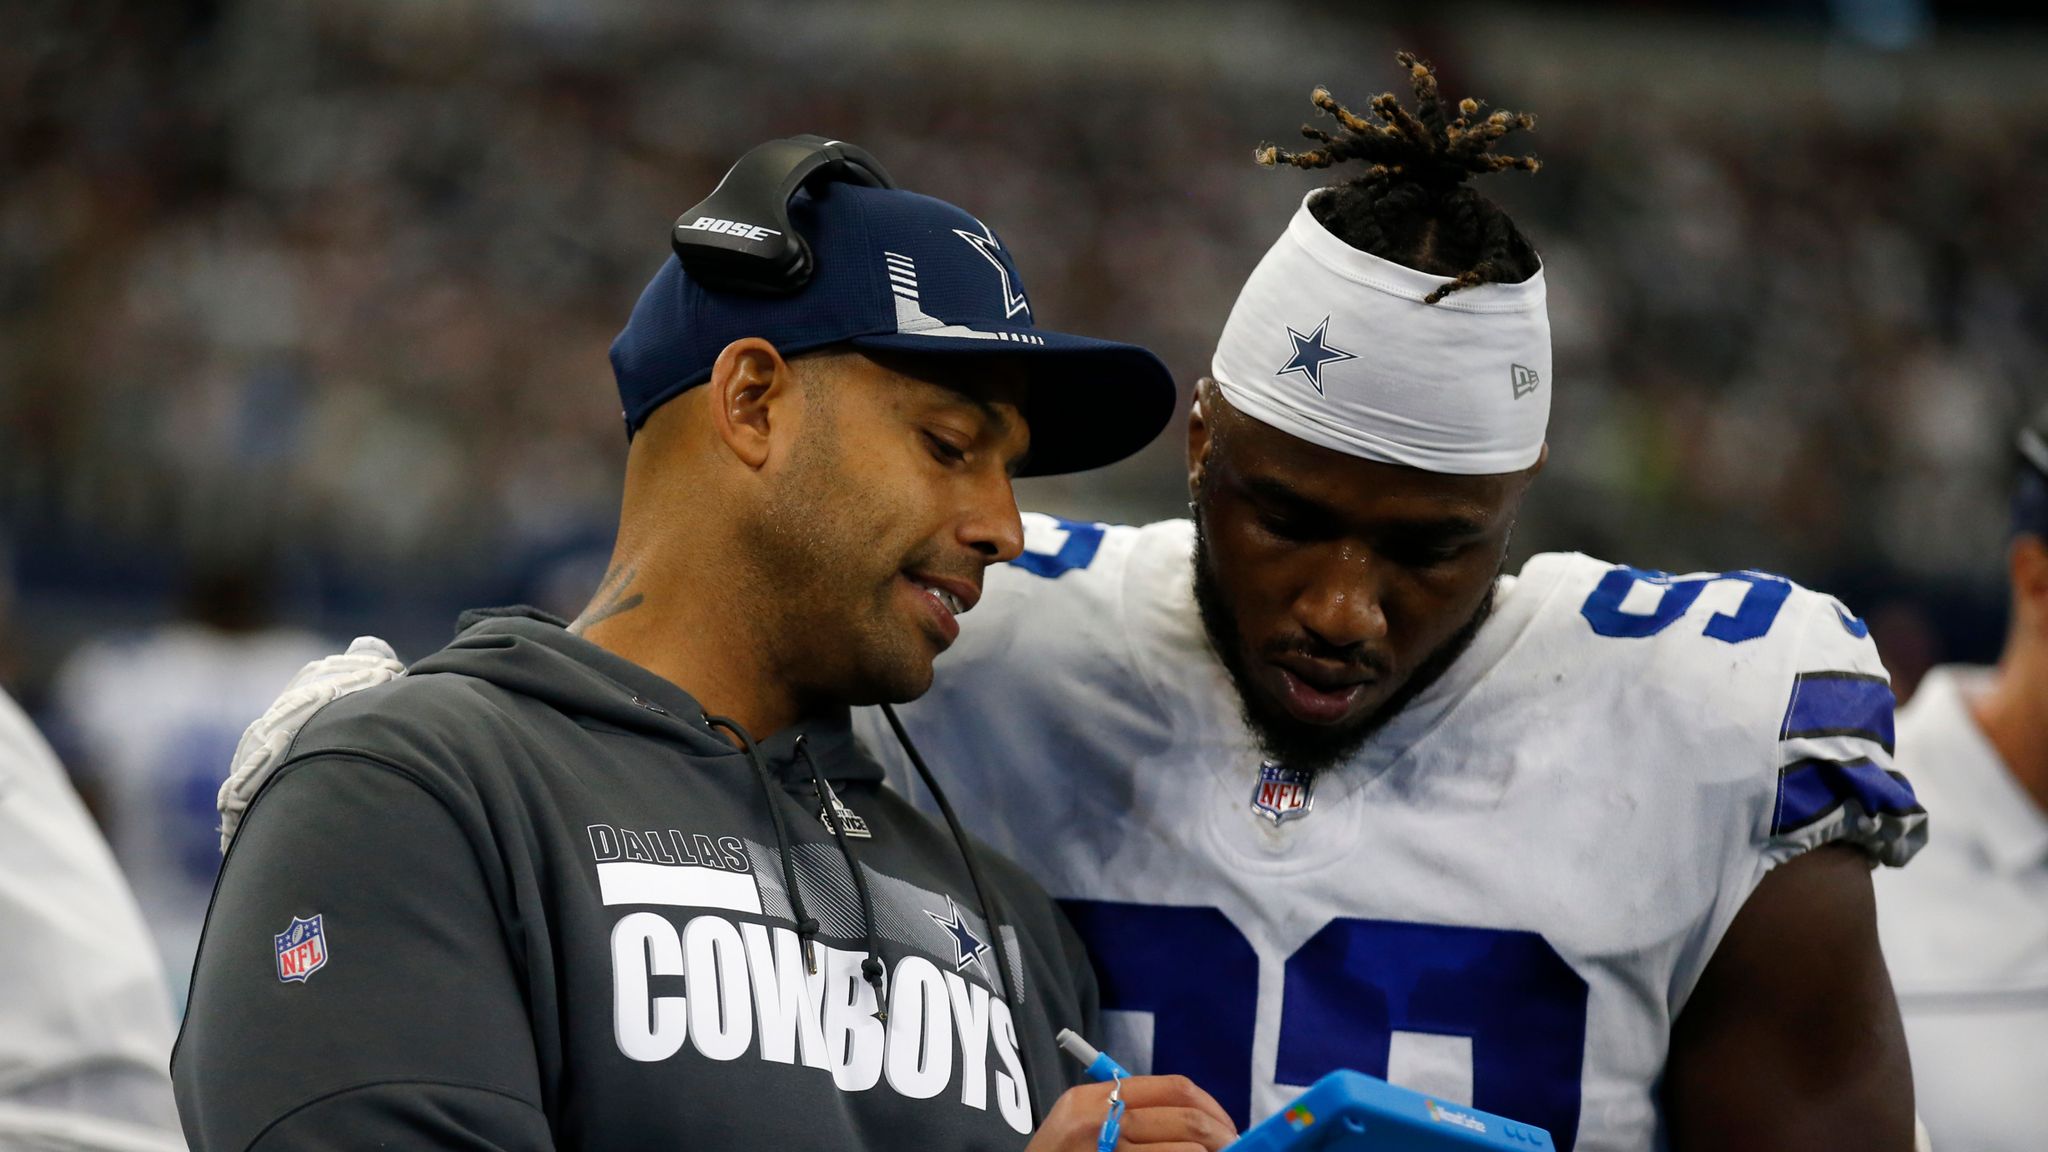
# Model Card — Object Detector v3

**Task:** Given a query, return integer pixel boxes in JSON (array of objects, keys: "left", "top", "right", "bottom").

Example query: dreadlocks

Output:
[{"left": 1259, "top": 52, "right": 1542, "bottom": 304}]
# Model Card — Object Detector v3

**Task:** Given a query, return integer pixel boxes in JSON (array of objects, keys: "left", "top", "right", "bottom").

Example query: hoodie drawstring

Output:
[
  {"left": 879, "top": 702, "right": 1037, "bottom": 1121},
  {"left": 703, "top": 714, "right": 823, "bottom": 974},
  {"left": 710, "top": 708, "right": 1037, "bottom": 1113},
  {"left": 798, "top": 737, "right": 890, "bottom": 1022}
]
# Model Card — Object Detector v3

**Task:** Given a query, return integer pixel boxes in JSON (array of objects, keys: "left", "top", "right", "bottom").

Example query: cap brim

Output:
[{"left": 848, "top": 327, "right": 1178, "bottom": 477}]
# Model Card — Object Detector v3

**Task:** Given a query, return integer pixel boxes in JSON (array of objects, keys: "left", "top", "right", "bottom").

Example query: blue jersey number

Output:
[
  {"left": 1061, "top": 900, "right": 1589, "bottom": 1148},
  {"left": 1579, "top": 565, "right": 1790, "bottom": 643}
]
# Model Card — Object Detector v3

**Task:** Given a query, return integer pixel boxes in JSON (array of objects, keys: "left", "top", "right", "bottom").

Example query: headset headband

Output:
[{"left": 670, "top": 135, "right": 896, "bottom": 296}]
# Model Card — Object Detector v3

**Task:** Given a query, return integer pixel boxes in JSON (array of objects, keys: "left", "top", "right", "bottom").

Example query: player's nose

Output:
[{"left": 1294, "top": 556, "right": 1389, "bottom": 651}]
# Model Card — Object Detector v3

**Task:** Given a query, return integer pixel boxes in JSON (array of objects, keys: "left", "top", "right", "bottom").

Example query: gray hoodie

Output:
[{"left": 173, "top": 609, "right": 1097, "bottom": 1150}]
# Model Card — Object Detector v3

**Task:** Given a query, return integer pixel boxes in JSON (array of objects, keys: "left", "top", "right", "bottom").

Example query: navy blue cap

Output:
[{"left": 609, "top": 181, "right": 1177, "bottom": 477}]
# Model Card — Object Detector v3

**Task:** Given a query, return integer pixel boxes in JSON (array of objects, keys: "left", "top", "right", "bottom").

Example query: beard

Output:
[
  {"left": 1190, "top": 504, "right": 1501, "bottom": 777},
  {"left": 747, "top": 409, "right": 940, "bottom": 711}
]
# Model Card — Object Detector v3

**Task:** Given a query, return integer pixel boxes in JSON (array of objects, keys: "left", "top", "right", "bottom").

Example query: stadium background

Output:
[{"left": 2, "top": 2, "right": 2044, "bottom": 832}]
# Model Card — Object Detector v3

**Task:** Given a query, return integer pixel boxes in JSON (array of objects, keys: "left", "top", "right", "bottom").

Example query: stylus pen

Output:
[{"left": 1056, "top": 1028, "right": 1131, "bottom": 1083}]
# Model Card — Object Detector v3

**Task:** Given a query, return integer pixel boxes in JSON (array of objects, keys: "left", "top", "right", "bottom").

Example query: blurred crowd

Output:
[
  {"left": 4, "top": 7, "right": 2043, "bottom": 1141},
  {"left": 5, "top": 0, "right": 2045, "bottom": 701}
]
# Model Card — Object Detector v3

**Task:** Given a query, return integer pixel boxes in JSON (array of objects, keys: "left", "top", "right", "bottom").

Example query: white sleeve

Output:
[
  {"left": 1665, "top": 577, "right": 1928, "bottom": 1013},
  {"left": 0, "top": 690, "right": 183, "bottom": 1147}
]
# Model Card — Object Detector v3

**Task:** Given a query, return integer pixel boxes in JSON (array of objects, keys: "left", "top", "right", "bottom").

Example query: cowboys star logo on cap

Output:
[
  {"left": 952, "top": 220, "right": 1031, "bottom": 319},
  {"left": 924, "top": 895, "right": 991, "bottom": 974},
  {"left": 1276, "top": 316, "right": 1356, "bottom": 395}
]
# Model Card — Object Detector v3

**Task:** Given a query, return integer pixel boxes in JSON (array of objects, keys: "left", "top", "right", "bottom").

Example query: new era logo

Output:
[{"left": 1511, "top": 364, "right": 1541, "bottom": 398}]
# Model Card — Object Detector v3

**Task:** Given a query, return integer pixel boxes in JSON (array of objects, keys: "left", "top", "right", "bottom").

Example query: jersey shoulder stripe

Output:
[
  {"left": 1760, "top": 582, "right": 1926, "bottom": 867},
  {"left": 1773, "top": 756, "right": 1924, "bottom": 836},
  {"left": 1780, "top": 671, "right": 1897, "bottom": 751}
]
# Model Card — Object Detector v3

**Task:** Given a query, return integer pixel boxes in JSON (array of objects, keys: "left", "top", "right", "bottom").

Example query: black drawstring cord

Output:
[
  {"left": 799, "top": 738, "right": 890, "bottom": 1023},
  {"left": 879, "top": 702, "right": 1037, "bottom": 1120},
  {"left": 704, "top": 714, "right": 821, "bottom": 974}
]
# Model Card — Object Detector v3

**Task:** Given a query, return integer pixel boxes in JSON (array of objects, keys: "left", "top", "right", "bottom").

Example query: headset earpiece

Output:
[{"left": 670, "top": 135, "right": 895, "bottom": 296}]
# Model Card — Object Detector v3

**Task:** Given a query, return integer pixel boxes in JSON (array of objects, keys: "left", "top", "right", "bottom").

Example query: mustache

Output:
[
  {"left": 1259, "top": 636, "right": 1393, "bottom": 679},
  {"left": 896, "top": 542, "right": 988, "bottom": 585}
]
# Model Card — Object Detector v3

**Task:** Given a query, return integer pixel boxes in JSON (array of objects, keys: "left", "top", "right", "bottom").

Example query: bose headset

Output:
[{"left": 670, "top": 135, "right": 896, "bottom": 296}]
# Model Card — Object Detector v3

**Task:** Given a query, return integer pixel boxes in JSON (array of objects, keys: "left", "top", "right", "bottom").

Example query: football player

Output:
[
  {"left": 1873, "top": 406, "right": 2048, "bottom": 1151},
  {"left": 0, "top": 684, "right": 184, "bottom": 1150},
  {"left": 221, "top": 58, "right": 1927, "bottom": 1151},
  {"left": 862, "top": 62, "right": 1926, "bottom": 1151}
]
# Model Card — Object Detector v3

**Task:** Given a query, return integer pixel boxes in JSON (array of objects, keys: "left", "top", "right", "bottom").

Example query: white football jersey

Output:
[
  {"left": 1873, "top": 666, "right": 2048, "bottom": 1152},
  {"left": 54, "top": 621, "right": 330, "bottom": 1005},
  {"left": 0, "top": 687, "right": 183, "bottom": 1149},
  {"left": 857, "top": 514, "right": 1925, "bottom": 1152}
]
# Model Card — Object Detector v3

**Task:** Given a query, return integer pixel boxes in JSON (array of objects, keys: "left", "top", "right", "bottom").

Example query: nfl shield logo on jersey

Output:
[
  {"left": 274, "top": 914, "right": 328, "bottom": 984},
  {"left": 1250, "top": 761, "right": 1315, "bottom": 824}
]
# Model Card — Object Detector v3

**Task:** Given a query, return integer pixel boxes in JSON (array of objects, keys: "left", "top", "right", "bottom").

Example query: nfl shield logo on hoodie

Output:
[{"left": 275, "top": 914, "right": 329, "bottom": 983}]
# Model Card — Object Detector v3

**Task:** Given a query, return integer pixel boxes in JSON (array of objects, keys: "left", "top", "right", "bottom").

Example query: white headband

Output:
[{"left": 1210, "top": 191, "right": 1551, "bottom": 475}]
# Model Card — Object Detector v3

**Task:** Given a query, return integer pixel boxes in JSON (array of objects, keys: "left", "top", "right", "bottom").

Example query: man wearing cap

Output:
[
  {"left": 1873, "top": 407, "right": 2048, "bottom": 1152},
  {"left": 173, "top": 160, "right": 1235, "bottom": 1150}
]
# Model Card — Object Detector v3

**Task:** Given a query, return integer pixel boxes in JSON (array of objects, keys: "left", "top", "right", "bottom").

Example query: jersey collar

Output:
[{"left": 1915, "top": 666, "right": 2048, "bottom": 876}]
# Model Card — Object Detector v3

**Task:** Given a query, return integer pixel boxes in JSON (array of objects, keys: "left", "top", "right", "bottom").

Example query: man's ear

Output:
[
  {"left": 1187, "top": 377, "right": 1215, "bottom": 499},
  {"left": 705, "top": 338, "right": 791, "bottom": 470}
]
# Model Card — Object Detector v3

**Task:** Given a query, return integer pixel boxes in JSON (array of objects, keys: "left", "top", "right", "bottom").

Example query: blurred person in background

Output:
[
  {"left": 6, "top": 2, "right": 2041, "bottom": 675},
  {"left": 1874, "top": 403, "right": 2048, "bottom": 1152},
  {"left": 52, "top": 545, "right": 328, "bottom": 1009},
  {"left": 0, "top": 682, "right": 183, "bottom": 1151}
]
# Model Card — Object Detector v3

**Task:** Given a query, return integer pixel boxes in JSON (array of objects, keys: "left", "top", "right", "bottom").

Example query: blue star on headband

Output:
[{"left": 1276, "top": 316, "right": 1357, "bottom": 395}]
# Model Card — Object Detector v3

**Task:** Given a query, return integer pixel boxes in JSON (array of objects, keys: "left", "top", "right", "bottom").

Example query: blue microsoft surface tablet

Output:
[{"left": 1226, "top": 1071, "right": 1555, "bottom": 1151}]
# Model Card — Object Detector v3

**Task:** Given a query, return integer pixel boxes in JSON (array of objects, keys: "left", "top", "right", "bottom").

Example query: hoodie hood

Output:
[
  {"left": 186, "top": 618, "right": 1088, "bottom": 1147},
  {"left": 409, "top": 605, "right": 908, "bottom": 1022},
  {"left": 408, "top": 606, "right": 885, "bottom": 789}
]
